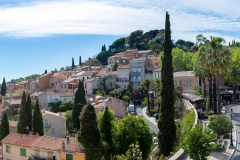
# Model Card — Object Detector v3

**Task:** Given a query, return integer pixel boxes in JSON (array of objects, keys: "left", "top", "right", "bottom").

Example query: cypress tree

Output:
[
  {"left": 26, "top": 95, "right": 32, "bottom": 132},
  {"left": 0, "top": 113, "right": 10, "bottom": 140},
  {"left": 32, "top": 99, "right": 44, "bottom": 136},
  {"left": 17, "top": 91, "right": 28, "bottom": 134},
  {"left": 1, "top": 77, "right": 6, "bottom": 96},
  {"left": 99, "top": 106, "right": 114, "bottom": 160},
  {"left": 103, "top": 44, "right": 106, "bottom": 51},
  {"left": 72, "top": 57, "right": 75, "bottom": 68},
  {"left": 79, "top": 56, "right": 82, "bottom": 66},
  {"left": 72, "top": 81, "right": 87, "bottom": 130},
  {"left": 78, "top": 103, "right": 102, "bottom": 160},
  {"left": 44, "top": 70, "right": 47, "bottom": 74},
  {"left": 158, "top": 12, "right": 176, "bottom": 156},
  {"left": 112, "top": 63, "right": 118, "bottom": 71}
]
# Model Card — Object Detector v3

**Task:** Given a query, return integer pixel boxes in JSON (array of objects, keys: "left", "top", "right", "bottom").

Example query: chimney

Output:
[{"left": 62, "top": 141, "right": 65, "bottom": 150}]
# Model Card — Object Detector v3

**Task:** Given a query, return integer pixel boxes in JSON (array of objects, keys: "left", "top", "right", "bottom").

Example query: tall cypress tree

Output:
[
  {"left": 33, "top": 99, "right": 44, "bottom": 136},
  {"left": 72, "top": 57, "right": 75, "bottom": 68},
  {"left": 78, "top": 103, "right": 102, "bottom": 160},
  {"left": 26, "top": 95, "right": 32, "bottom": 132},
  {"left": 72, "top": 81, "right": 87, "bottom": 130},
  {"left": 158, "top": 12, "right": 176, "bottom": 156},
  {"left": 79, "top": 56, "right": 82, "bottom": 66},
  {"left": 1, "top": 78, "right": 6, "bottom": 96},
  {"left": 0, "top": 113, "right": 10, "bottom": 140},
  {"left": 99, "top": 106, "right": 114, "bottom": 160},
  {"left": 17, "top": 91, "right": 28, "bottom": 134}
]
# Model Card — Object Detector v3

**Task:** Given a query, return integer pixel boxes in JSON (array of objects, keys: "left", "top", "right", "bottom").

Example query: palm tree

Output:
[
  {"left": 199, "top": 36, "right": 231, "bottom": 114},
  {"left": 193, "top": 58, "right": 208, "bottom": 98},
  {"left": 228, "top": 61, "right": 240, "bottom": 101},
  {"left": 140, "top": 78, "right": 152, "bottom": 113}
]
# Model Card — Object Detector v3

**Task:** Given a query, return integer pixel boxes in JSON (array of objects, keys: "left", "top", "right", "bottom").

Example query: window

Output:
[
  {"left": 52, "top": 128, "right": 55, "bottom": 135},
  {"left": 189, "top": 80, "right": 192, "bottom": 88},
  {"left": 85, "top": 83, "right": 87, "bottom": 89},
  {"left": 66, "top": 154, "right": 73, "bottom": 160},
  {"left": 195, "top": 80, "right": 199, "bottom": 86},
  {"left": 184, "top": 80, "right": 188, "bottom": 88},
  {"left": 6, "top": 145, "right": 11, "bottom": 153},
  {"left": 20, "top": 148, "right": 26, "bottom": 156},
  {"left": 64, "top": 84, "right": 67, "bottom": 88}
]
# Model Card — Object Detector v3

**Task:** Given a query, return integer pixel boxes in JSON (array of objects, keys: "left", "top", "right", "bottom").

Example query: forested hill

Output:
[{"left": 96, "top": 29, "right": 195, "bottom": 65}]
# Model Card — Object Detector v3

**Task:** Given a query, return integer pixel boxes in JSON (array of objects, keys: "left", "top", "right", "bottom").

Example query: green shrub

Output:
[
  {"left": 208, "top": 115, "right": 232, "bottom": 136},
  {"left": 175, "top": 110, "right": 195, "bottom": 151}
]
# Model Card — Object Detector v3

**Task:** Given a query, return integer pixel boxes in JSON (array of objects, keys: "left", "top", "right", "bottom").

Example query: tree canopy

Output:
[
  {"left": 78, "top": 103, "right": 102, "bottom": 160},
  {"left": 72, "top": 81, "right": 87, "bottom": 130},
  {"left": 158, "top": 12, "right": 176, "bottom": 156}
]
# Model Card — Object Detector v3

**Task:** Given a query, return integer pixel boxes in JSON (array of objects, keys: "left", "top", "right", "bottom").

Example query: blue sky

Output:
[{"left": 0, "top": 0, "right": 239, "bottom": 82}]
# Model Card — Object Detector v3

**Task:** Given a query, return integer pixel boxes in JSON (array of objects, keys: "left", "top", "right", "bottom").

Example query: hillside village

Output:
[
  {"left": 0, "top": 15, "right": 240, "bottom": 160},
  {"left": 0, "top": 47, "right": 201, "bottom": 159}
]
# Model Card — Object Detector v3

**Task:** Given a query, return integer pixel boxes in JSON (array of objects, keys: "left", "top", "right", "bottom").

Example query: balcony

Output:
[
  {"left": 117, "top": 78, "right": 129, "bottom": 82},
  {"left": 44, "top": 123, "right": 51, "bottom": 128},
  {"left": 129, "top": 72, "right": 141, "bottom": 76},
  {"left": 131, "top": 79, "right": 141, "bottom": 83}
]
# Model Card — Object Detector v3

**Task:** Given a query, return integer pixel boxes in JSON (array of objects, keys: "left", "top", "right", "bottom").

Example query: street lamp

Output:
[{"left": 229, "top": 108, "right": 234, "bottom": 148}]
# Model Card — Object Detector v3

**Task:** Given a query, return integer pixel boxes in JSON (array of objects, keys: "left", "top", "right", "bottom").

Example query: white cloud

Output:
[{"left": 0, "top": 0, "right": 239, "bottom": 42}]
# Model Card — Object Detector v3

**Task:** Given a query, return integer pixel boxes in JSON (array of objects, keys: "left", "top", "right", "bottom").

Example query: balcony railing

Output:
[
  {"left": 129, "top": 72, "right": 141, "bottom": 76},
  {"left": 117, "top": 78, "right": 129, "bottom": 82}
]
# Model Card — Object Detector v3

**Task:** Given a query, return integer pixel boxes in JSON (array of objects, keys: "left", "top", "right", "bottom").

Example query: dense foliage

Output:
[
  {"left": 182, "top": 125, "right": 218, "bottom": 160},
  {"left": 72, "top": 81, "right": 87, "bottom": 130},
  {"left": 17, "top": 91, "right": 28, "bottom": 134},
  {"left": 32, "top": 100, "right": 44, "bottom": 136},
  {"left": 26, "top": 95, "right": 32, "bottom": 132},
  {"left": 0, "top": 78, "right": 6, "bottom": 96},
  {"left": 99, "top": 107, "right": 115, "bottom": 160},
  {"left": 208, "top": 115, "right": 232, "bottom": 136},
  {"left": 158, "top": 12, "right": 176, "bottom": 156},
  {"left": 78, "top": 103, "right": 102, "bottom": 160},
  {"left": 114, "top": 116, "right": 152, "bottom": 159},
  {"left": 0, "top": 113, "right": 9, "bottom": 140}
]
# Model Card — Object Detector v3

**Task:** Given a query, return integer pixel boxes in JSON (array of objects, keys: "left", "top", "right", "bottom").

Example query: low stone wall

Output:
[{"left": 169, "top": 99, "right": 198, "bottom": 160}]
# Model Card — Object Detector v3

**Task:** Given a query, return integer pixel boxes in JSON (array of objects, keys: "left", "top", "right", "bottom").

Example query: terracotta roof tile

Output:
[{"left": 1, "top": 133, "right": 41, "bottom": 147}]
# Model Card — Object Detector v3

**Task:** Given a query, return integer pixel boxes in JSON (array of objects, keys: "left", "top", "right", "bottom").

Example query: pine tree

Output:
[
  {"left": 32, "top": 99, "right": 44, "bottom": 136},
  {"left": 72, "top": 81, "right": 87, "bottom": 130},
  {"left": 112, "top": 63, "right": 118, "bottom": 71},
  {"left": 17, "top": 91, "right": 28, "bottom": 134},
  {"left": 0, "top": 113, "right": 9, "bottom": 140},
  {"left": 158, "top": 12, "right": 176, "bottom": 156},
  {"left": 72, "top": 57, "right": 75, "bottom": 68},
  {"left": 79, "top": 56, "right": 82, "bottom": 65},
  {"left": 26, "top": 95, "right": 32, "bottom": 132},
  {"left": 78, "top": 103, "right": 102, "bottom": 160},
  {"left": 1, "top": 77, "right": 6, "bottom": 96},
  {"left": 99, "top": 106, "right": 114, "bottom": 160}
]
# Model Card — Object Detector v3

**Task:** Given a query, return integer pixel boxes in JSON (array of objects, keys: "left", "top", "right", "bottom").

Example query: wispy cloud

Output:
[{"left": 0, "top": 0, "right": 239, "bottom": 42}]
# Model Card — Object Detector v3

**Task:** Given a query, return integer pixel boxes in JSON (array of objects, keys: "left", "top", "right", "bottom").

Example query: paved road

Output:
[{"left": 225, "top": 103, "right": 240, "bottom": 160}]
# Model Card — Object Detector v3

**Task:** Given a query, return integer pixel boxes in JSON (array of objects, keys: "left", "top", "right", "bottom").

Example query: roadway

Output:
[{"left": 225, "top": 103, "right": 240, "bottom": 160}]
